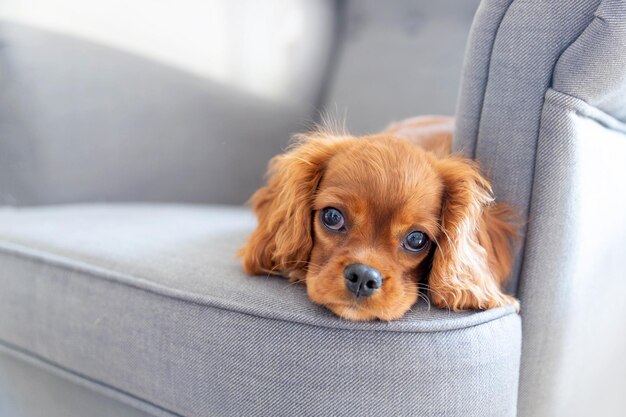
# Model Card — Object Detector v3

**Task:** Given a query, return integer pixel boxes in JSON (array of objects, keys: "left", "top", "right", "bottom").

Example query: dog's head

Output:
[{"left": 240, "top": 131, "right": 518, "bottom": 320}]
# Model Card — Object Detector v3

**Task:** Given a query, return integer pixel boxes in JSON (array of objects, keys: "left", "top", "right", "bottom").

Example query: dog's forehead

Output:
[
  {"left": 319, "top": 137, "right": 443, "bottom": 224},
  {"left": 323, "top": 138, "right": 439, "bottom": 195}
]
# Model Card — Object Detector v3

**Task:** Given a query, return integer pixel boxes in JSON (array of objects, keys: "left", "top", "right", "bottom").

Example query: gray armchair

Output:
[{"left": 1, "top": 1, "right": 625, "bottom": 416}]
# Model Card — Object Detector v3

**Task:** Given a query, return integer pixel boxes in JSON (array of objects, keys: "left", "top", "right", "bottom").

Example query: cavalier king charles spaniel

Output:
[{"left": 240, "top": 116, "right": 519, "bottom": 321}]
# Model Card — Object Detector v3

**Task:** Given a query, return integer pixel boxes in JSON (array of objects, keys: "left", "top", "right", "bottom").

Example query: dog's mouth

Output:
[{"left": 309, "top": 282, "right": 384, "bottom": 321}]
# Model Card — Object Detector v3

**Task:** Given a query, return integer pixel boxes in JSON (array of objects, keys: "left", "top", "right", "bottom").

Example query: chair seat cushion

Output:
[{"left": 0, "top": 204, "right": 521, "bottom": 417}]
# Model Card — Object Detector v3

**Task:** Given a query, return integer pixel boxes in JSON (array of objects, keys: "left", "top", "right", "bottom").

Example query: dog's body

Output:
[{"left": 240, "top": 116, "right": 519, "bottom": 321}]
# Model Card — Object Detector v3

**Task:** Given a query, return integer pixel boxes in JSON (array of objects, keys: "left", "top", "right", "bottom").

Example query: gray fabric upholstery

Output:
[
  {"left": 0, "top": 348, "right": 169, "bottom": 417},
  {"left": 0, "top": 18, "right": 329, "bottom": 206},
  {"left": 0, "top": 205, "right": 522, "bottom": 417},
  {"left": 552, "top": 0, "right": 626, "bottom": 122},
  {"left": 455, "top": 0, "right": 601, "bottom": 292},
  {"left": 455, "top": 0, "right": 626, "bottom": 416},
  {"left": 519, "top": 90, "right": 626, "bottom": 417},
  {"left": 454, "top": 0, "right": 512, "bottom": 159},
  {"left": 324, "top": 0, "right": 480, "bottom": 135}
]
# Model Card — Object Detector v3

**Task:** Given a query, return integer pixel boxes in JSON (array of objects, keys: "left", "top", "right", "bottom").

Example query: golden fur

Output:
[{"left": 240, "top": 116, "right": 519, "bottom": 321}]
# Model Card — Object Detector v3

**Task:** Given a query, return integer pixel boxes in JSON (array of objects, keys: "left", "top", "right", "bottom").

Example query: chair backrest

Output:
[
  {"left": 0, "top": 0, "right": 337, "bottom": 205},
  {"left": 455, "top": 0, "right": 626, "bottom": 416},
  {"left": 0, "top": 0, "right": 483, "bottom": 206},
  {"left": 323, "top": 0, "right": 480, "bottom": 135}
]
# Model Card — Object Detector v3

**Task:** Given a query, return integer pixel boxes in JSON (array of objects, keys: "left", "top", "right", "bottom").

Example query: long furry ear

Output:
[
  {"left": 429, "top": 157, "right": 519, "bottom": 311},
  {"left": 239, "top": 132, "right": 343, "bottom": 281}
]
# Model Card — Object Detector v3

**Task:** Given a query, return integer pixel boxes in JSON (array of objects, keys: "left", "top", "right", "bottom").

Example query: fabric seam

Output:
[
  {"left": 546, "top": 89, "right": 626, "bottom": 134},
  {"left": 0, "top": 338, "right": 182, "bottom": 417},
  {"left": 471, "top": 0, "right": 516, "bottom": 159}
]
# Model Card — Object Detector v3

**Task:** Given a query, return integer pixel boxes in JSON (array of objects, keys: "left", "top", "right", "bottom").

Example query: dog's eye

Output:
[
  {"left": 321, "top": 207, "right": 345, "bottom": 231},
  {"left": 403, "top": 231, "right": 429, "bottom": 252}
]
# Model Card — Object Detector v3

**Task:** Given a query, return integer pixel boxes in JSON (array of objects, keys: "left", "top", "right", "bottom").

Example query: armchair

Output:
[{"left": 1, "top": 1, "right": 624, "bottom": 416}]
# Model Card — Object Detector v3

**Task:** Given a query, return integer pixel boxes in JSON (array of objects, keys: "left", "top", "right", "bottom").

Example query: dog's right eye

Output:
[
  {"left": 402, "top": 230, "right": 430, "bottom": 253},
  {"left": 321, "top": 207, "right": 345, "bottom": 231}
]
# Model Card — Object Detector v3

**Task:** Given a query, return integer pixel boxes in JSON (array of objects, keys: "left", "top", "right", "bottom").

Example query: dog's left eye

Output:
[
  {"left": 402, "top": 231, "right": 429, "bottom": 252},
  {"left": 321, "top": 207, "right": 345, "bottom": 231}
]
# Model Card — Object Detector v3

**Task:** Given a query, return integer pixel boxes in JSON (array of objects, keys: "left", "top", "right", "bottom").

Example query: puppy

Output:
[{"left": 240, "top": 116, "right": 519, "bottom": 321}]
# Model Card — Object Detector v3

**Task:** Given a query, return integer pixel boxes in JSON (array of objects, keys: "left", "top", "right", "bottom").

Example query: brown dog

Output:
[{"left": 240, "top": 116, "right": 519, "bottom": 321}]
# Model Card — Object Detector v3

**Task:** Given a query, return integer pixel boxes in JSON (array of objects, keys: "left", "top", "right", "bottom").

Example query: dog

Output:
[{"left": 239, "top": 116, "right": 519, "bottom": 321}]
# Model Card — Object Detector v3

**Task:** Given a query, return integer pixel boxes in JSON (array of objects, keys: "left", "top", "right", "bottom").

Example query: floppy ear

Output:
[
  {"left": 240, "top": 133, "right": 342, "bottom": 281},
  {"left": 429, "top": 157, "right": 519, "bottom": 311}
]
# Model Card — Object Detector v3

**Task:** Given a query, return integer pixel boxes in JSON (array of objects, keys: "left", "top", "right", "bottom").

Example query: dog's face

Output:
[
  {"left": 306, "top": 137, "right": 443, "bottom": 320},
  {"left": 240, "top": 131, "right": 518, "bottom": 321}
]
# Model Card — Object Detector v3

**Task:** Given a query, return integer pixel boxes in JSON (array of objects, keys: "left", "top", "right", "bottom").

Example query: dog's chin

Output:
[
  {"left": 324, "top": 302, "right": 410, "bottom": 322},
  {"left": 326, "top": 304, "right": 377, "bottom": 321}
]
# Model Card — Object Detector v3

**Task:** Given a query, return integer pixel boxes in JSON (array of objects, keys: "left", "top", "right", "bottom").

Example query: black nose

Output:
[{"left": 343, "top": 263, "right": 383, "bottom": 297}]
